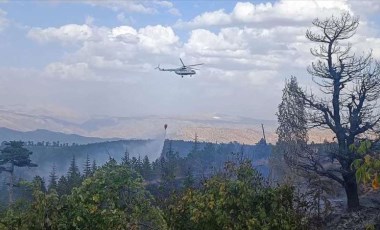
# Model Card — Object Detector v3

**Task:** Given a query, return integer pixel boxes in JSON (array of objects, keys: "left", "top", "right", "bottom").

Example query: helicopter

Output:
[{"left": 155, "top": 58, "right": 203, "bottom": 78}]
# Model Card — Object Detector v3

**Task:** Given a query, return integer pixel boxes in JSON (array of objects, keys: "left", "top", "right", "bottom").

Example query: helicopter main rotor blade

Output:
[
  {"left": 187, "top": 63, "right": 204, "bottom": 67},
  {"left": 179, "top": 58, "right": 185, "bottom": 67}
]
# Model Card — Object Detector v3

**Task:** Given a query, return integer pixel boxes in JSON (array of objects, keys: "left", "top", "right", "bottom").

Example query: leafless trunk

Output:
[{"left": 286, "top": 12, "right": 380, "bottom": 210}]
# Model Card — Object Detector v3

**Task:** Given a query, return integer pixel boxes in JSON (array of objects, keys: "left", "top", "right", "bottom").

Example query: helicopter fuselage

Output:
[
  {"left": 156, "top": 58, "right": 202, "bottom": 77},
  {"left": 174, "top": 68, "right": 196, "bottom": 76}
]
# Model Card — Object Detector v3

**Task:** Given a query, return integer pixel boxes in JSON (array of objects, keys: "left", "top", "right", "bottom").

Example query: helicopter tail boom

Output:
[{"left": 155, "top": 65, "right": 176, "bottom": 72}]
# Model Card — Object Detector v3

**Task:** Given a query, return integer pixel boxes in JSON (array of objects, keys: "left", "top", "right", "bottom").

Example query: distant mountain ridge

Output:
[
  {"left": 0, "top": 127, "right": 120, "bottom": 145},
  {"left": 0, "top": 109, "right": 333, "bottom": 144}
]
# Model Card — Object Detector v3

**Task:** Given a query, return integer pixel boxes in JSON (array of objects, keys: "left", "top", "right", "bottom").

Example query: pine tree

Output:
[
  {"left": 183, "top": 167, "right": 194, "bottom": 189},
  {"left": 160, "top": 141, "right": 179, "bottom": 192},
  {"left": 48, "top": 164, "right": 58, "bottom": 191},
  {"left": 141, "top": 155, "right": 152, "bottom": 179},
  {"left": 137, "top": 155, "right": 142, "bottom": 173},
  {"left": 91, "top": 159, "right": 97, "bottom": 174},
  {"left": 67, "top": 155, "right": 82, "bottom": 191},
  {"left": 32, "top": 176, "right": 46, "bottom": 193},
  {"left": 83, "top": 154, "right": 92, "bottom": 178},
  {"left": 57, "top": 176, "right": 69, "bottom": 196},
  {"left": 130, "top": 156, "right": 140, "bottom": 173},
  {"left": 276, "top": 76, "right": 308, "bottom": 147},
  {"left": 0, "top": 141, "right": 37, "bottom": 204},
  {"left": 190, "top": 133, "right": 199, "bottom": 155},
  {"left": 274, "top": 76, "right": 308, "bottom": 181},
  {"left": 121, "top": 148, "right": 130, "bottom": 166},
  {"left": 151, "top": 160, "right": 160, "bottom": 180}
]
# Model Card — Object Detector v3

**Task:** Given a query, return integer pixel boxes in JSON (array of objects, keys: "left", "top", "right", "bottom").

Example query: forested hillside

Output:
[{"left": 0, "top": 138, "right": 271, "bottom": 194}]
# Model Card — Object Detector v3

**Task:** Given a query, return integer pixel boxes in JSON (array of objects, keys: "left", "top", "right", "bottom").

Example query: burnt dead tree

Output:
[{"left": 295, "top": 13, "right": 380, "bottom": 210}]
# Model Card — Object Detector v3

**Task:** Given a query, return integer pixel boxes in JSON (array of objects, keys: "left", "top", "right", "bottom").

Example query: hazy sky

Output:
[{"left": 0, "top": 0, "right": 380, "bottom": 121}]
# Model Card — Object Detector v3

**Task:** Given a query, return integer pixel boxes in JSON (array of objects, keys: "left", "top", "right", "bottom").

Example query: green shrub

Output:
[{"left": 167, "top": 160, "right": 306, "bottom": 230}]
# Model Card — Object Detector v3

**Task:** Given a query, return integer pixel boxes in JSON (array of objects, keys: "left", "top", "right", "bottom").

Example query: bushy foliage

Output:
[
  {"left": 60, "top": 160, "right": 167, "bottom": 229},
  {"left": 0, "top": 160, "right": 167, "bottom": 230},
  {"left": 166, "top": 160, "right": 306, "bottom": 230},
  {"left": 351, "top": 141, "right": 380, "bottom": 190},
  {"left": 0, "top": 181, "right": 59, "bottom": 230}
]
